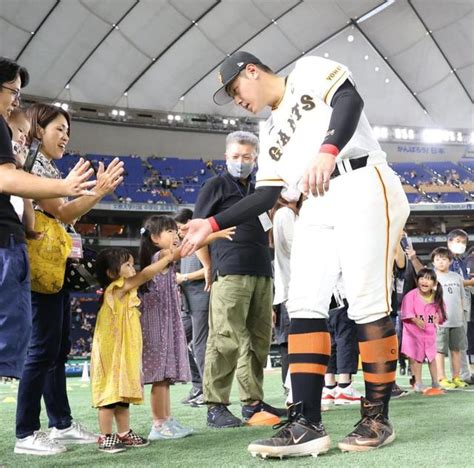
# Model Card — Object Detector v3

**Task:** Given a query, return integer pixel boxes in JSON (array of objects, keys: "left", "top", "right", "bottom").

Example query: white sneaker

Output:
[
  {"left": 49, "top": 421, "right": 97, "bottom": 444},
  {"left": 14, "top": 431, "right": 67, "bottom": 456},
  {"left": 321, "top": 386, "right": 336, "bottom": 410},
  {"left": 334, "top": 384, "right": 363, "bottom": 405}
]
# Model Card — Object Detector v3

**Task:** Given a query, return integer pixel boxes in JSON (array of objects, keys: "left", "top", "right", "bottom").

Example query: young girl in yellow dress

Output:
[{"left": 91, "top": 246, "right": 178, "bottom": 453}]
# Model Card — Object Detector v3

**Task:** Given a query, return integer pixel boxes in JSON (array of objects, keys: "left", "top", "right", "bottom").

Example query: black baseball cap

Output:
[{"left": 213, "top": 51, "right": 265, "bottom": 105}]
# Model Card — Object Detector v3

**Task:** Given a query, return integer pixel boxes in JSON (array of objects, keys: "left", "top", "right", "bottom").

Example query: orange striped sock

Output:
[
  {"left": 288, "top": 319, "right": 331, "bottom": 423},
  {"left": 357, "top": 316, "right": 398, "bottom": 417}
]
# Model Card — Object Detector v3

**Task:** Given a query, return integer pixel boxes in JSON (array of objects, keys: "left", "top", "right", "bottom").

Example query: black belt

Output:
[{"left": 331, "top": 155, "right": 369, "bottom": 179}]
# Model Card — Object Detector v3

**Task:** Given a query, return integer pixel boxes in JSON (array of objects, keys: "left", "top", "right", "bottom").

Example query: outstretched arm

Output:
[{"left": 181, "top": 186, "right": 281, "bottom": 256}]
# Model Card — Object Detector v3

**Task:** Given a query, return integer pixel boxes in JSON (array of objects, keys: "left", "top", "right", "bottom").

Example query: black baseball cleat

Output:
[
  {"left": 207, "top": 404, "right": 243, "bottom": 428},
  {"left": 338, "top": 398, "right": 395, "bottom": 452},
  {"left": 241, "top": 400, "right": 287, "bottom": 421},
  {"left": 247, "top": 402, "right": 331, "bottom": 459}
]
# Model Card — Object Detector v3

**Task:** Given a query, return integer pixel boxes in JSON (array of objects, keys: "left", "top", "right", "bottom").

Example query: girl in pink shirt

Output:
[{"left": 401, "top": 268, "right": 446, "bottom": 395}]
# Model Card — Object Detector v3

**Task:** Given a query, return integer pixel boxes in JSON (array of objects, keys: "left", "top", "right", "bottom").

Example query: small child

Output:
[
  {"left": 431, "top": 247, "right": 469, "bottom": 390},
  {"left": 6, "top": 109, "right": 36, "bottom": 236},
  {"left": 401, "top": 268, "right": 446, "bottom": 395},
  {"left": 139, "top": 215, "right": 233, "bottom": 440},
  {"left": 91, "top": 247, "right": 177, "bottom": 453}
]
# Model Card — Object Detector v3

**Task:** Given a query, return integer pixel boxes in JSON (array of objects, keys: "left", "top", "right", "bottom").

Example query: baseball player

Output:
[{"left": 181, "top": 51, "right": 410, "bottom": 459}]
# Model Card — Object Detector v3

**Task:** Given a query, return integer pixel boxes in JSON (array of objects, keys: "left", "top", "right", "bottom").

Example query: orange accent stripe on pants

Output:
[
  {"left": 374, "top": 166, "right": 391, "bottom": 315},
  {"left": 289, "top": 363, "right": 327, "bottom": 375},
  {"left": 288, "top": 332, "right": 331, "bottom": 355},
  {"left": 359, "top": 336, "right": 398, "bottom": 362}
]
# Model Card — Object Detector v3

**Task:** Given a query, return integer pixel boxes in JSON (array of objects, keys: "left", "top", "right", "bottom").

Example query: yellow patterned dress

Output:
[{"left": 91, "top": 277, "right": 144, "bottom": 407}]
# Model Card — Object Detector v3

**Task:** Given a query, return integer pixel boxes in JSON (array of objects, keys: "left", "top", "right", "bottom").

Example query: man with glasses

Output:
[{"left": 193, "top": 131, "right": 285, "bottom": 429}]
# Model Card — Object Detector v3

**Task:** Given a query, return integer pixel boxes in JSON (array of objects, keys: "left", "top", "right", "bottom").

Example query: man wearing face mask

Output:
[
  {"left": 193, "top": 131, "right": 285, "bottom": 429},
  {"left": 447, "top": 229, "right": 474, "bottom": 384}
]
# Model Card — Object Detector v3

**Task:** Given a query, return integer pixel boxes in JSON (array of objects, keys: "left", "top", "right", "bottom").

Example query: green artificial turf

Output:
[{"left": 0, "top": 366, "right": 472, "bottom": 467}]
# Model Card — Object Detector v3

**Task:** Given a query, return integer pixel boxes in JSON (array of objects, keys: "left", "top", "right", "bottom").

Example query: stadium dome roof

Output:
[{"left": 1, "top": 0, "right": 473, "bottom": 128}]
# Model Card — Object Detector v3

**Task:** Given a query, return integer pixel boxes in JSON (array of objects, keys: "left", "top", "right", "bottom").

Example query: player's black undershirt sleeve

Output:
[
  {"left": 321, "top": 79, "right": 364, "bottom": 152},
  {"left": 212, "top": 186, "right": 282, "bottom": 230}
]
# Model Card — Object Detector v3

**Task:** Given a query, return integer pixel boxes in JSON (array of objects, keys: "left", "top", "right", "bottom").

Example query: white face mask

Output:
[
  {"left": 450, "top": 243, "right": 466, "bottom": 255},
  {"left": 226, "top": 160, "right": 254, "bottom": 179}
]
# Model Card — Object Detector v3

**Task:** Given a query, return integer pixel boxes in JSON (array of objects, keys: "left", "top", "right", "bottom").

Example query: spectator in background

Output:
[
  {"left": 432, "top": 247, "right": 468, "bottom": 390},
  {"left": 0, "top": 57, "right": 94, "bottom": 386},
  {"left": 447, "top": 229, "right": 474, "bottom": 384},
  {"left": 15, "top": 103, "right": 124, "bottom": 456},
  {"left": 193, "top": 131, "right": 284, "bottom": 428},
  {"left": 270, "top": 188, "right": 302, "bottom": 390},
  {"left": 175, "top": 208, "right": 210, "bottom": 407}
]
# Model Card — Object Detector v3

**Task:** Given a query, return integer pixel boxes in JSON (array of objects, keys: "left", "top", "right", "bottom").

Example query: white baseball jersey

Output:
[{"left": 256, "top": 56, "right": 383, "bottom": 191}]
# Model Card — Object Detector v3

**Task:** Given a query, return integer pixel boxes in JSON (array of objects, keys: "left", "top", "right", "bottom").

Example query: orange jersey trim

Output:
[{"left": 374, "top": 166, "right": 391, "bottom": 315}]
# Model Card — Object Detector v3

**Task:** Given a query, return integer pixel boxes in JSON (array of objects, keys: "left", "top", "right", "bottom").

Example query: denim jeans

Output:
[
  {"left": 16, "top": 289, "right": 72, "bottom": 438},
  {"left": 0, "top": 238, "right": 31, "bottom": 379}
]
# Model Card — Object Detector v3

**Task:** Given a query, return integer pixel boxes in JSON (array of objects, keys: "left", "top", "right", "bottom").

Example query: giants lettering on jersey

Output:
[{"left": 268, "top": 94, "right": 316, "bottom": 161}]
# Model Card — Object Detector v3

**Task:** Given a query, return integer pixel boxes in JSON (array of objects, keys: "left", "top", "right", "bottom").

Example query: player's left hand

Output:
[
  {"left": 180, "top": 218, "right": 213, "bottom": 256},
  {"left": 301, "top": 152, "right": 336, "bottom": 197}
]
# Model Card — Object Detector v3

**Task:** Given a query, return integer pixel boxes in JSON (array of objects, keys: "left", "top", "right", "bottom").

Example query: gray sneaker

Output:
[
  {"left": 14, "top": 431, "right": 67, "bottom": 456},
  {"left": 49, "top": 421, "right": 97, "bottom": 444},
  {"left": 338, "top": 398, "right": 395, "bottom": 452}
]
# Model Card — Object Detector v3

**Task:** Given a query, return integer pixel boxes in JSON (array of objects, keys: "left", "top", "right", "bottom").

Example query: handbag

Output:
[
  {"left": 64, "top": 246, "right": 99, "bottom": 292},
  {"left": 27, "top": 211, "right": 72, "bottom": 294}
]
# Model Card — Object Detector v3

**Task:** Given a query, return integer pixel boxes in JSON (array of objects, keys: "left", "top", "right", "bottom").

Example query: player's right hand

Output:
[
  {"left": 180, "top": 218, "right": 213, "bottom": 256},
  {"left": 301, "top": 152, "right": 336, "bottom": 197},
  {"left": 62, "top": 158, "right": 96, "bottom": 196}
]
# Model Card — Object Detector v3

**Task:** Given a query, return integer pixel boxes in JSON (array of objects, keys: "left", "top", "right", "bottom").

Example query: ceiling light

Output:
[
  {"left": 229, "top": 119, "right": 236, "bottom": 125},
  {"left": 111, "top": 109, "right": 118, "bottom": 116},
  {"left": 61, "top": 103, "right": 69, "bottom": 111},
  {"left": 357, "top": 0, "right": 395, "bottom": 23},
  {"left": 422, "top": 129, "right": 452, "bottom": 143},
  {"left": 324, "top": 53, "right": 329, "bottom": 58},
  {"left": 223, "top": 118, "right": 229, "bottom": 125},
  {"left": 364, "top": 55, "right": 369, "bottom": 60},
  {"left": 347, "top": 35, "right": 354, "bottom": 42},
  {"left": 167, "top": 114, "right": 174, "bottom": 121},
  {"left": 53, "top": 102, "right": 61, "bottom": 107},
  {"left": 385, "top": 78, "right": 390, "bottom": 83},
  {"left": 123, "top": 92, "right": 128, "bottom": 96},
  {"left": 174, "top": 115, "right": 181, "bottom": 121},
  {"left": 375, "top": 66, "right": 379, "bottom": 72},
  {"left": 118, "top": 110, "right": 125, "bottom": 117},
  {"left": 373, "top": 126, "right": 388, "bottom": 140}
]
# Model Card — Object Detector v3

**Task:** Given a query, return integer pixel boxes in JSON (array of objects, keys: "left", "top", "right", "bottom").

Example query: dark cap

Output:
[{"left": 213, "top": 51, "right": 264, "bottom": 105}]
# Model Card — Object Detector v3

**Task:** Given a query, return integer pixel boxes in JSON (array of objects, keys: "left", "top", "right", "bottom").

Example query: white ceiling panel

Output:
[
  {"left": 19, "top": 0, "right": 135, "bottom": 98},
  {"left": 129, "top": 27, "right": 222, "bottom": 109},
  {"left": 0, "top": 0, "right": 469, "bottom": 129},
  {"left": 194, "top": 0, "right": 277, "bottom": 55},
  {"left": 418, "top": 73, "right": 473, "bottom": 128},
  {"left": 0, "top": 0, "right": 56, "bottom": 58},
  {"left": 118, "top": 0, "right": 203, "bottom": 58},
  {"left": 66, "top": 30, "right": 150, "bottom": 104}
]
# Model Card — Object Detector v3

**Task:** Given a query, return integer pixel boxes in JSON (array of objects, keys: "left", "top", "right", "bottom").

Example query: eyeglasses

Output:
[{"left": 1, "top": 85, "right": 21, "bottom": 101}]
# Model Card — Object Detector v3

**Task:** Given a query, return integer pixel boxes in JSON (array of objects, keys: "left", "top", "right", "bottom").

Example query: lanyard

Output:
[{"left": 228, "top": 174, "right": 251, "bottom": 199}]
